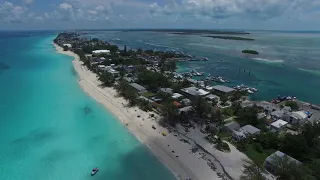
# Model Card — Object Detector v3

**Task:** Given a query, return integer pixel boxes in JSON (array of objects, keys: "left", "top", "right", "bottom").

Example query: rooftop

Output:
[
  {"left": 265, "top": 151, "right": 301, "bottom": 164},
  {"left": 212, "top": 85, "right": 235, "bottom": 93},
  {"left": 206, "top": 94, "right": 220, "bottom": 100},
  {"left": 181, "top": 87, "right": 209, "bottom": 96},
  {"left": 160, "top": 88, "right": 173, "bottom": 95},
  {"left": 271, "top": 119, "right": 288, "bottom": 129},
  {"left": 224, "top": 121, "right": 240, "bottom": 131},
  {"left": 179, "top": 106, "right": 193, "bottom": 113},
  {"left": 172, "top": 93, "right": 183, "bottom": 99},
  {"left": 290, "top": 111, "right": 308, "bottom": 119},
  {"left": 129, "top": 83, "right": 147, "bottom": 92},
  {"left": 241, "top": 125, "right": 261, "bottom": 135}
]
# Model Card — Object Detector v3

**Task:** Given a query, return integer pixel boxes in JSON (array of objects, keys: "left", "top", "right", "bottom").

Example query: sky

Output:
[{"left": 1, "top": 0, "right": 320, "bottom": 30}]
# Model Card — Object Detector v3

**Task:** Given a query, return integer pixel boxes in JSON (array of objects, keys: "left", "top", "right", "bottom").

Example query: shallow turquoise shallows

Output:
[{"left": 0, "top": 32, "right": 176, "bottom": 180}]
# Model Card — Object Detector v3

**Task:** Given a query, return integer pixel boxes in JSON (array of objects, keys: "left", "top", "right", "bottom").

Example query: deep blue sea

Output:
[
  {"left": 0, "top": 31, "right": 176, "bottom": 180},
  {"left": 81, "top": 30, "right": 320, "bottom": 104}
]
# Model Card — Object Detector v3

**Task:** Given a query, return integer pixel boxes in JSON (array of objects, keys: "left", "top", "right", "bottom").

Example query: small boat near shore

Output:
[
  {"left": 234, "top": 84, "right": 258, "bottom": 94},
  {"left": 91, "top": 167, "right": 99, "bottom": 176}
]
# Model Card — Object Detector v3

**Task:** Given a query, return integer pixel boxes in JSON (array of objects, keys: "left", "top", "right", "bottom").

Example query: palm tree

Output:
[{"left": 240, "top": 160, "right": 266, "bottom": 180}]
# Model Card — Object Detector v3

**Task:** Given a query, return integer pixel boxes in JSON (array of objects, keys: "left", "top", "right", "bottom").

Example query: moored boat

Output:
[{"left": 91, "top": 167, "right": 99, "bottom": 176}]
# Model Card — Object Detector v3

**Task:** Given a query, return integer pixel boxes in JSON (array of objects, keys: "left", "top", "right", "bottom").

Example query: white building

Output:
[
  {"left": 92, "top": 50, "right": 110, "bottom": 55},
  {"left": 63, "top": 43, "right": 72, "bottom": 48},
  {"left": 283, "top": 111, "right": 308, "bottom": 124},
  {"left": 270, "top": 119, "right": 288, "bottom": 132},
  {"left": 172, "top": 93, "right": 183, "bottom": 100}
]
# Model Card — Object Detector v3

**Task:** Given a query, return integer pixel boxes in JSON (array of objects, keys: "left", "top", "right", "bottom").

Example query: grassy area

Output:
[
  {"left": 141, "top": 92, "right": 156, "bottom": 98},
  {"left": 244, "top": 143, "right": 276, "bottom": 165}
]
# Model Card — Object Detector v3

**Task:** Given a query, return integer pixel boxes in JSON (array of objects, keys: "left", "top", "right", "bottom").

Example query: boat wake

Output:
[{"left": 251, "top": 57, "right": 284, "bottom": 63}]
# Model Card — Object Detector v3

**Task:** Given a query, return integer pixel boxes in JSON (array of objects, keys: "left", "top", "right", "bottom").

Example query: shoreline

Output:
[{"left": 53, "top": 43, "right": 222, "bottom": 180}]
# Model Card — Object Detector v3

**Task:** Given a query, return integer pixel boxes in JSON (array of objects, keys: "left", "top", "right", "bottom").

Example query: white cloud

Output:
[
  {"left": 44, "top": 2, "right": 112, "bottom": 22},
  {"left": 0, "top": 2, "right": 26, "bottom": 23},
  {"left": 149, "top": 0, "right": 320, "bottom": 20}
]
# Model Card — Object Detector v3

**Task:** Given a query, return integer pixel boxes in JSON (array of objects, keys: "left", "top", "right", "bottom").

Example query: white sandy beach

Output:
[{"left": 53, "top": 43, "right": 250, "bottom": 180}]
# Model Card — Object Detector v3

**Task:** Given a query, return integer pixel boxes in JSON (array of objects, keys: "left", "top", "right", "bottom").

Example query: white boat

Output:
[
  {"left": 247, "top": 90, "right": 254, "bottom": 94},
  {"left": 91, "top": 167, "right": 99, "bottom": 176}
]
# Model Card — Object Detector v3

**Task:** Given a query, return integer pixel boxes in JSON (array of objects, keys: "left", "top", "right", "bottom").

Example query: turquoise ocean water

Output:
[
  {"left": 82, "top": 30, "right": 320, "bottom": 104},
  {"left": 0, "top": 32, "right": 176, "bottom": 180}
]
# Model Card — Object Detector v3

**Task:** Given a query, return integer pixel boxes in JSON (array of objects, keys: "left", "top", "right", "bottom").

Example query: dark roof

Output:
[
  {"left": 129, "top": 83, "right": 146, "bottom": 92},
  {"left": 212, "top": 85, "right": 235, "bottom": 93},
  {"left": 160, "top": 88, "right": 173, "bottom": 95},
  {"left": 224, "top": 121, "right": 240, "bottom": 131},
  {"left": 265, "top": 151, "right": 301, "bottom": 165}
]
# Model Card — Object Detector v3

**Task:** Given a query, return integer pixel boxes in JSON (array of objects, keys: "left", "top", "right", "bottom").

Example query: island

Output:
[
  {"left": 242, "top": 49, "right": 259, "bottom": 55},
  {"left": 121, "top": 29, "right": 250, "bottom": 35},
  {"left": 54, "top": 32, "right": 320, "bottom": 180},
  {"left": 203, "top": 36, "right": 255, "bottom": 41}
]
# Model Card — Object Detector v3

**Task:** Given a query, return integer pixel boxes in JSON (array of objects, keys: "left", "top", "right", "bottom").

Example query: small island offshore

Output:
[{"left": 54, "top": 32, "right": 320, "bottom": 180}]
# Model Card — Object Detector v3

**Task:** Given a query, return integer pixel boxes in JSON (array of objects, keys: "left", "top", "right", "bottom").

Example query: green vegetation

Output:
[
  {"left": 63, "top": 45, "right": 69, "bottom": 51},
  {"left": 204, "top": 36, "right": 255, "bottom": 41},
  {"left": 244, "top": 143, "right": 276, "bottom": 165},
  {"left": 141, "top": 92, "right": 156, "bottom": 98},
  {"left": 215, "top": 138, "right": 230, "bottom": 152},
  {"left": 242, "top": 50, "right": 259, "bottom": 55},
  {"left": 285, "top": 101, "right": 299, "bottom": 111}
]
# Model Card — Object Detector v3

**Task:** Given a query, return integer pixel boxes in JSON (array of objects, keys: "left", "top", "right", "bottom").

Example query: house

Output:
[
  {"left": 283, "top": 111, "right": 308, "bottom": 124},
  {"left": 129, "top": 83, "right": 147, "bottom": 93},
  {"left": 212, "top": 85, "right": 235, "bottom": 95},
  {"left": 223, "top": 121, "right": 240, "bottom": 133},
  {"left": 205, "top": 94, "right": 220, "bottom": 102},
  {"left": 92, "top": 50, "right": 110, "bottom": 55},
  {"left": 108, "top": 69, "right": 119, "bottom": 75},
  {"left": 232, "top": 125, "right": 261, "bottom": 141},
  {"left": 159, "top": 88, "right": 173, "bottom": 95},
  {"left": 181, "top": 98, "right": 192, "bottom": 106},
  {"left": 178, "top": 106, "right": 193, "bottom": 114},
  {"left": 265, "top": 151, "right": 301, "bottom": 174},
  {"left": 271, "top": 110, "right": 285, "bottom": 120},
  {"left": 270, "top": 119, "right": 288, "bottom": 132},
  {"left": 181, "top": 87, "right": 209, "bottom": 100},
  {"left": 172, "top": 93, "right": 183, "bottom": 100}
]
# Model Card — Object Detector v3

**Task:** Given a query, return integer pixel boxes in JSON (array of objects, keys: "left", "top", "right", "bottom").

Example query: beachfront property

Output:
[
  {"left": 232, "top": 125, "right": 261, "bottom": 141},
  {"left": 92, "top": 49, "right": 110, "bottom": 55},
  {"left": 223, "top": 121, "right": 240, "bottom": 133},
  {"left": 265, "top": 151, "right": 301, "bottom": 174},
  {"left": 129, "top": 83, "right": 147, "bottom": 93},
  {"left": 212, "top": 85, "right": 235, "bottom": 95},
  {"left": 181, "top": 87, "right": 209, "bottom": 100},
  {"left": 270, "top": 119, "right": 288, "bottom": 133}
]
